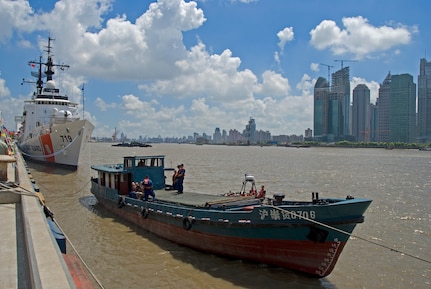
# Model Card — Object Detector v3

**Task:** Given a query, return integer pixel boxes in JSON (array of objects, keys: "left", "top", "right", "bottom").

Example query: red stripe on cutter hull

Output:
[{"left": 40, "top": 134, "right": 55, "bottom": 163}]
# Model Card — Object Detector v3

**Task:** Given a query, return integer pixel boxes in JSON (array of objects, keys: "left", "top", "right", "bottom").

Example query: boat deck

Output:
[{"left": 142, "top": 189, "right": 261, "bottom": 208}]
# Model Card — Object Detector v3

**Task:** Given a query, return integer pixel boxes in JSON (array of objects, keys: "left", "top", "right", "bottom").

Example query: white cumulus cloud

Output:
[
  {"left": 277, "top": 27, "right": 294, "bottom": 52},
  {"left": 310, "top": 16, "right": 414, "bottom": 59}
]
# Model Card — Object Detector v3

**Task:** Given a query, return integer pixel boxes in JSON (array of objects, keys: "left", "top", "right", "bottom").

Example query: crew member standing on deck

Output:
[
  {"left": 142, "top": 175, "right": 156, "bottom": 201},
  {"left": 176, "top": 164, "right": 185, "bottom": 194},
  {"left": 172, "top": 165, "right": 180, "bottom": 190},
  {"left": 256, "top": 185, "right": 266, "bottom": 199}
]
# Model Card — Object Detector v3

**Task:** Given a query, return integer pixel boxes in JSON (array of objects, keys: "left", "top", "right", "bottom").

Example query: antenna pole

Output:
[{"left": 81, "top": 84, "right": 85, "bottom": 119}]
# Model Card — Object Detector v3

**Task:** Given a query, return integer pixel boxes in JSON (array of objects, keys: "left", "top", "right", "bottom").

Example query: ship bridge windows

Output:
[
  {"left": 123, "top": 156, "right": 165, "bottom": 169},
  {"left": 43, "top": 87, "right": 60, "bottom": 94},
  {"left": 35, "top": 100, "right": 68, "bottom": 106},
  {"left": 136, "top": 158, "right": 163, "bottom": 167}
]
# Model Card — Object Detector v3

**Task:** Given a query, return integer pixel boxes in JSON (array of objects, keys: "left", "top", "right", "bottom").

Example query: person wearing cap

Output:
[
  {"left": 176, "top": 164, "right": 185, "bottom": 194},
  {"left": 142, "top": 175, "right": 156, "bottom": 201}
]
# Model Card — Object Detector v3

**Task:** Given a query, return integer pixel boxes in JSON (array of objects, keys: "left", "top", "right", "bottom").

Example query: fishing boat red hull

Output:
[
  {"left": 90, "top": 155, "right": 371, "bottom": 277},
  {"left": 97, "top": 197, "right": 347, "bottom": 276}
]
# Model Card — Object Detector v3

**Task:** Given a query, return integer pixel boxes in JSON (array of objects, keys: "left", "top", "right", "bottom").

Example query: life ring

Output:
[
  {"left": 182, "top": 217, "right": 193, "bottom": 230},
  {"left": 118, "top": 196, "right": 125, "bottom": 208},
  {"left": 141, "top": 207, "right": 149, "bottom": 219}
]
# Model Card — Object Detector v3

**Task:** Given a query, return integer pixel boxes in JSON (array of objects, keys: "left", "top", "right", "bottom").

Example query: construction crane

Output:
[
  {"left": 320, "top": 63, "right": 334, "bottom": 86},
  {"left": 334, "top": 59, "right": 358, "bottom": 69}
]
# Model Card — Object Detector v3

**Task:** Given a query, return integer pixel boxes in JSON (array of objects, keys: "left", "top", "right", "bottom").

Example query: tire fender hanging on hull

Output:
[
  {"left": 141, "top": 207, "right": 149, "bottom": 219},
  {"left": 182, "top": 217, "right": 193, "bottom": 230}
]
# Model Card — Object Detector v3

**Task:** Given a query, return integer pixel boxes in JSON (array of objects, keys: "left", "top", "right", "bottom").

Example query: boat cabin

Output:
[{"left": 91, "top": 155, "right": 168, "bottom": 195}]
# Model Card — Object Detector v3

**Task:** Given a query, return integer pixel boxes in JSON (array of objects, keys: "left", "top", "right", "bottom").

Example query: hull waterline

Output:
[
  {"left": 18, "top": 118, "right": 93, "bottom": 168},
  {"left": 89, "top": 155, "right": 371, "bottom": 279},
  {"left": 94, "top": 196, "right": 356, "bottom": 277}
]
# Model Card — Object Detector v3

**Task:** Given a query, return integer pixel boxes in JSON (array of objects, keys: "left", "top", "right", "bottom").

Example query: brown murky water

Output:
[{"left": 28, "top": 143, "right": 430, "bottom": 289}]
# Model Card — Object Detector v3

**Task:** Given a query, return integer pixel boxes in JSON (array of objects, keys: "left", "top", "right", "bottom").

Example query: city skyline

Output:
[
  {"left": 102, "top": 56, "right": 430, "bottom": 142},
  {"left": 0, "top": 0, "right": 430, "bottom": 138},
  {"left": 314, "top": 58, "right": 430, "bottom": 144},
  {"left": 107, "top": 116, "right": 304, "bottom": 144}
]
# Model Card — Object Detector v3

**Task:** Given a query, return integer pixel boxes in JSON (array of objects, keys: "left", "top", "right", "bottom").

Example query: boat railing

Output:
[
  {"left": 205, "top": 197, "right": 262, "bottom": 210},
  {"left": 122, "top": 196, "right": 143, "bottom": 208},
  {"left": 91, "top": 179, "right": 120, "bottom": 200}
]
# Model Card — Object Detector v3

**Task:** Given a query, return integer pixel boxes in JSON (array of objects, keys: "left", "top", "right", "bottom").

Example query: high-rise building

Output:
[
  {"left": 327, "top": 94, "right": 341, "bottom": 140},
  {"left": 213, "top": 127, "right": 222, "bottom": 143},
  {"left": 313, "top": 77, "right": 329, "bottom": 140},
  {"left": 418, "top": 58, "right": 431, "bottom": 143},
  {"left": 228, "top": 129, "right": 242, "bottom": 143},
  {"left": 304, "top": 128, "right": 313, "bottom": 140},
  {"left": 376, "top": 73, "right": 392, "bottom": 142},
  {"left": 390, "top": 74, "right": 416, "bottom": 143},
  {"left": 313, "top": 67, "right": 351, "bottom": 142},
  {"left": 352, "top": 84, "right": 371, "bottom": 142},
  {"left": 370, "top": 103, "right": 378, "bottom": 142},
  {"left": 245, "top": 117, "right": 256, "bottom": 144},
  {"left": 332, "top": 67, "right": 351, "bottom": 136}
]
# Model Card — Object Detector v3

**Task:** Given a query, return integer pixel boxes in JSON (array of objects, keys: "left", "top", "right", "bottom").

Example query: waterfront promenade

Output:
[{"left": 0, "top": 151, "right": 86, "bottom": 289}]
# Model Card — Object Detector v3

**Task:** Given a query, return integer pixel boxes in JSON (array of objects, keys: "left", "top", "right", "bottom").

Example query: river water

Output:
[{"left": 27, "top": 143, "right": 430, "bottom": 289}]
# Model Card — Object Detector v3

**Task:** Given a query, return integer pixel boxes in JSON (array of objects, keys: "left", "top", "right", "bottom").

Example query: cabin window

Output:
[
  {"left": 124, "top": 159, "right": 134, "bottom": 168},
  {"left": 151, "top": 158, "right": 163, "bottom": 167},
  {"left": 114, "top": 175, "right": 118, "bottom": 190},
  {"left": 105, "top": 173, "right": 109, "bottom": 187},
  {"left": 99, "top": 172, "right": 105, "bottom": 186}
]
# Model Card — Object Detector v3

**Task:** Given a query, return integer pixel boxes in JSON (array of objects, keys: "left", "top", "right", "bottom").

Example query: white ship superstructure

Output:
[{"left": 17, "top": 37, "right": 94, "bottom": 168}]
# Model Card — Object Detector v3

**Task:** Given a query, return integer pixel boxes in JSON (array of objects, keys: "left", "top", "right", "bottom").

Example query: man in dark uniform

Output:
[{"left": 176, "top": 164, "right": 185, "bottom": 194}]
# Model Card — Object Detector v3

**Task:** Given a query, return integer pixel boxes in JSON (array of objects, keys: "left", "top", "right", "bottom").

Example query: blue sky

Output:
[{"left": 0, "top": 0, "right": 429, "bottom": 139}]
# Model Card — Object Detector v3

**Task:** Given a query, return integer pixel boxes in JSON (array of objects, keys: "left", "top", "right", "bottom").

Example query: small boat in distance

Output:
[
  {"left": 16, "top": 37, "right": 94, "bottom": 168},
  {"left": 418, "top": 146, "right": 431, "bottom": 151},
  {"left": 111, "top": 141, "right": 152, "bottom": 147},
  {"left": 90, "top": 155, "right": 372, "bottom": 277}
]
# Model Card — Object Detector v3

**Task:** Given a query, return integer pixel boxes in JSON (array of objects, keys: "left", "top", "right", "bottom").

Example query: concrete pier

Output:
[{"left": 0, "top": 151, "right": 80, "bottom": 289}]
